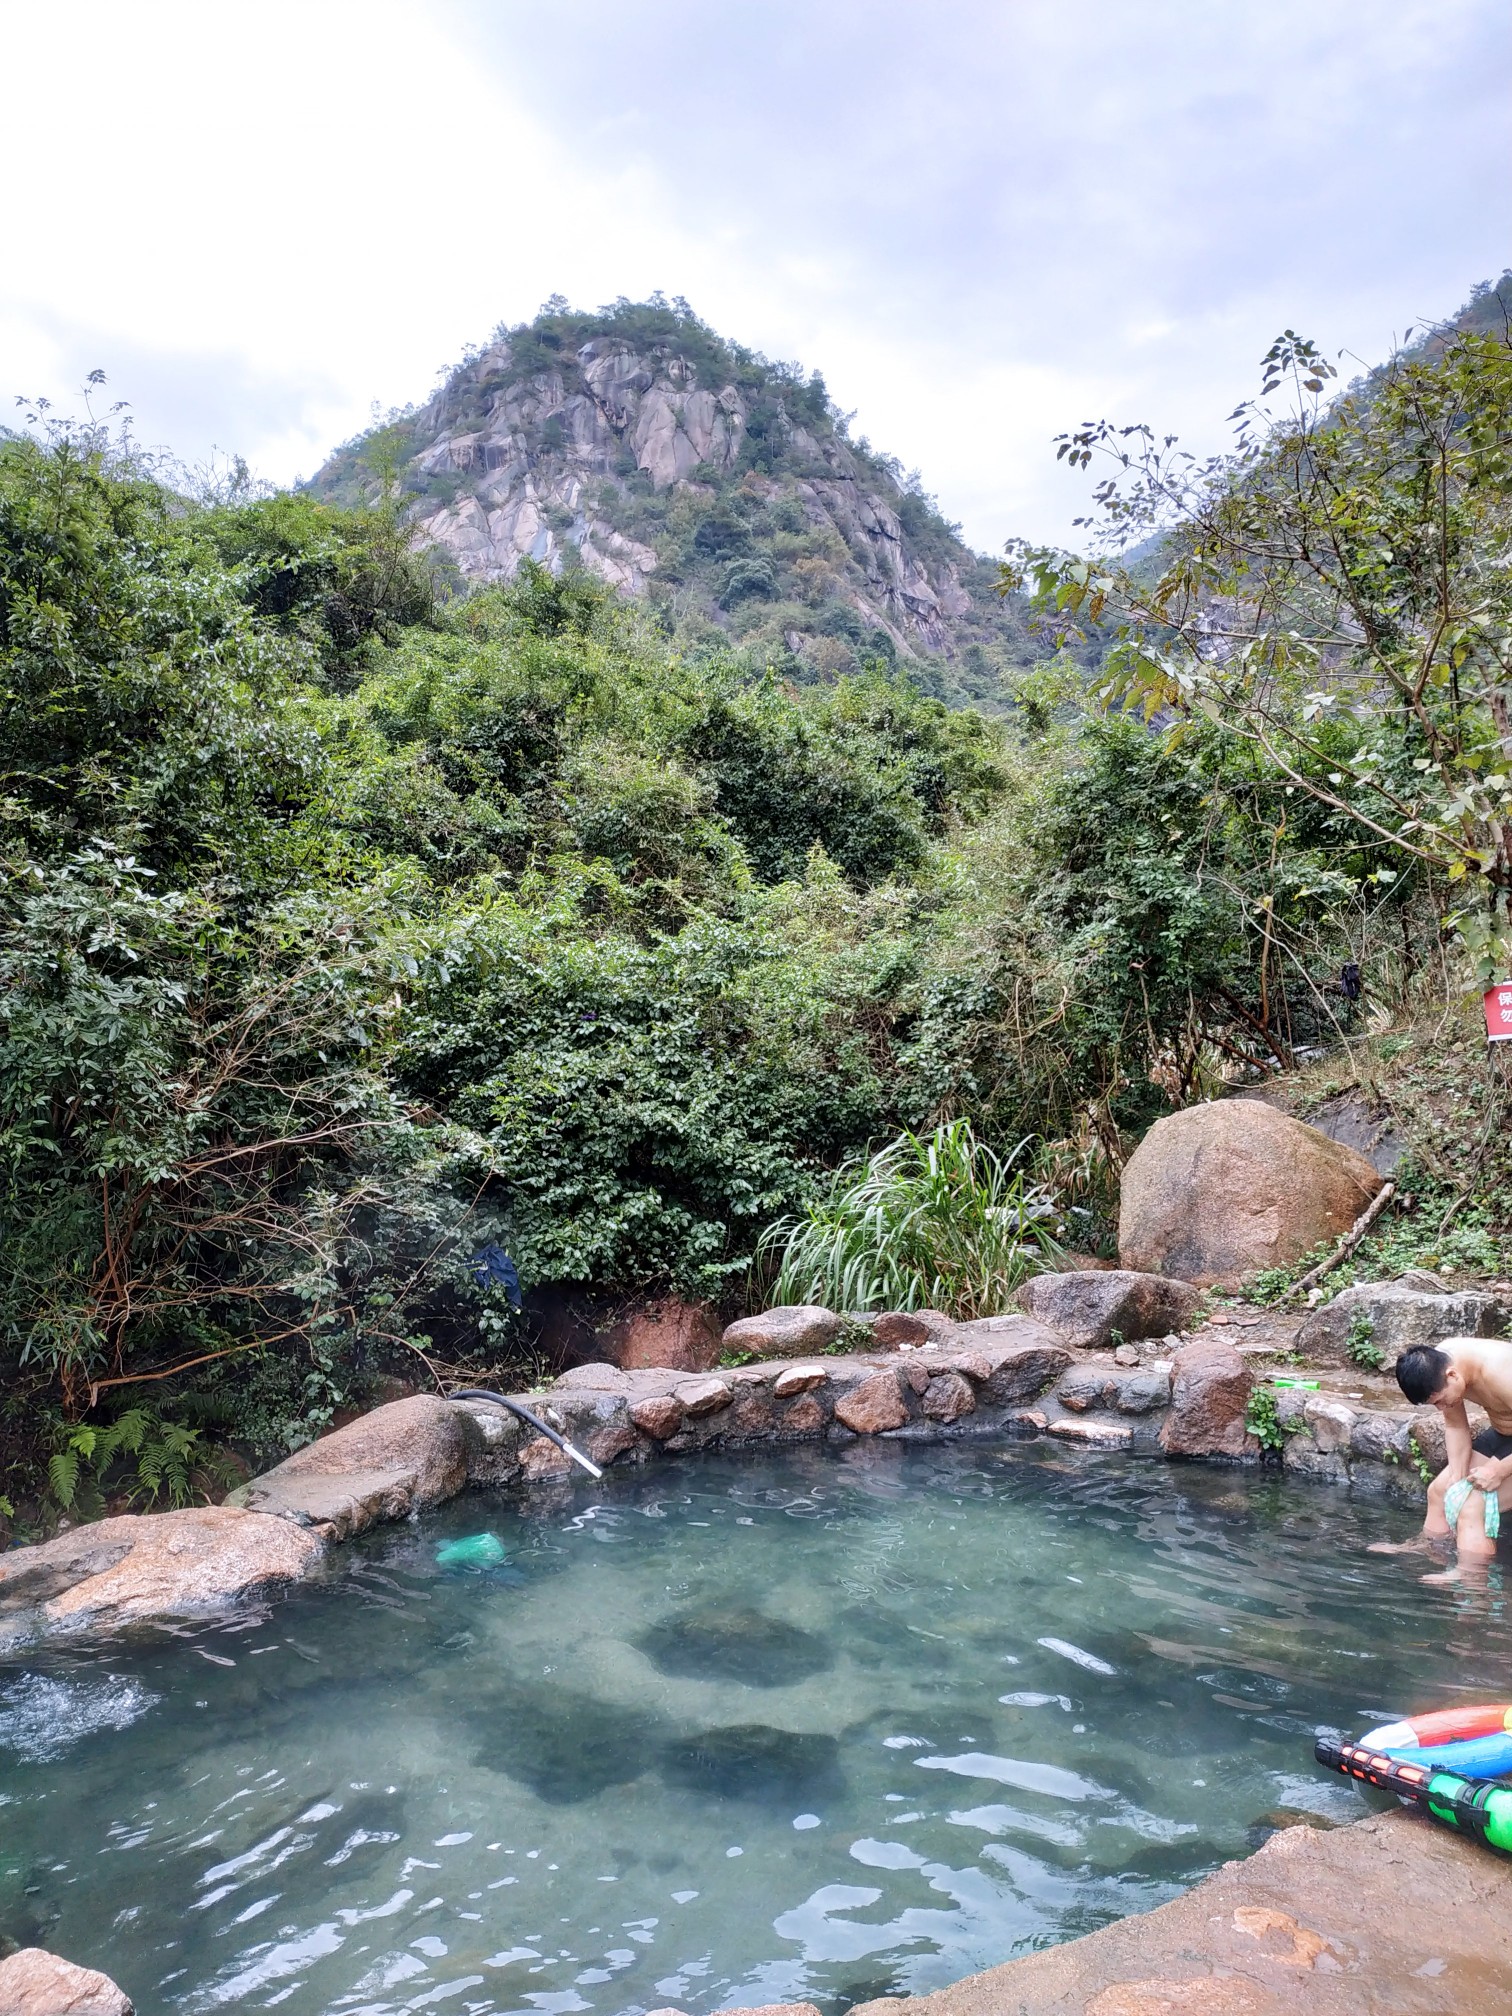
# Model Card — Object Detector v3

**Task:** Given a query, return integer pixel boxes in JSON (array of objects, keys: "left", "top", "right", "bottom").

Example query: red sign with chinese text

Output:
[{"left": 1485, "top": 983, "right": 1512, "bottom": 1043}]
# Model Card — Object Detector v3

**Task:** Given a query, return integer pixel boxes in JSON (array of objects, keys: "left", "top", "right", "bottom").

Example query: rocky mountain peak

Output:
[{"left": 312, "top": 299, "right": 1046, "bottom": 703}]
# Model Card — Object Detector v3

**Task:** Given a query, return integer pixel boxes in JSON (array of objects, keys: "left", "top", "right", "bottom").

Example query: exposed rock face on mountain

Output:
[{"left": 312, "top": 300, "right": 1051, "bottom": 705}]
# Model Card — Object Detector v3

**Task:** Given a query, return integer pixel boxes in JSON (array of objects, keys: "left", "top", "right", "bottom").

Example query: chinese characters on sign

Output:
[{"left": 1484, "top": 984, "right": 1512, "bottom": 1044}]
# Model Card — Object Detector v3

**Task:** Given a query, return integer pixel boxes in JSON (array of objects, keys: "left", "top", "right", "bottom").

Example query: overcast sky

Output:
[{"left": 2, "top": 0, "right": 1506, "bottom": 551}]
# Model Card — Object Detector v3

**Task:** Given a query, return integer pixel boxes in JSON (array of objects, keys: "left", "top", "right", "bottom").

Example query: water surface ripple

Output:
[{"left": 2, "top": 1439, "right": 1505, "bottom": 2015}]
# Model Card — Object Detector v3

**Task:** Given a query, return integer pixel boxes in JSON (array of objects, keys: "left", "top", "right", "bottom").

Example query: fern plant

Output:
[
  {"left": 757, "top": 1120, "right": 1062, "bottom": 1320},
  {"left": 49, "top": 1409, "right": 227, "bottom": 1514}
]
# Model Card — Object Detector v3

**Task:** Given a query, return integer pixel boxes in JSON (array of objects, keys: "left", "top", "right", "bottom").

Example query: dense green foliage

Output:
[
  {"left": 0, "top": 422, "right": 1058, "bottom": 1506},
  {"left": 4, "top": 278, "right": 1508, "bottom": 1520},
  {"left": 761, "top": 1120, "right": 1061, "bottom": 1318},
  {"left": 1013, "top": 296, "right": 1512, "bottom": 975}
]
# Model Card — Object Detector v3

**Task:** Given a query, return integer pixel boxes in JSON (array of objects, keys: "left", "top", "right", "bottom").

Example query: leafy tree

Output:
[{"left": 1008, "top": 321, "right": 1512, "bottom": 975}]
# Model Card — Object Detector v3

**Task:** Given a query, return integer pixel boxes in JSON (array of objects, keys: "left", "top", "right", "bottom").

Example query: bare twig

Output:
[{"left": 1279, "top": 1180, "right": 1397, "bottom": 1304}]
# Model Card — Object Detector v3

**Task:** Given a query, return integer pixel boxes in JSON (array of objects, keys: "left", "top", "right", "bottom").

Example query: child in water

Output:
[{"left": 1372, "top": 1337, "right": 1512, "bottom": 1569}]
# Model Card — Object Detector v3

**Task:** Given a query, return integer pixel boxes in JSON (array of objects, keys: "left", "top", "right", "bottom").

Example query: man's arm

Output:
[{"left": 1442, "top": 1400, "right": 1474, "bottom": 1481}]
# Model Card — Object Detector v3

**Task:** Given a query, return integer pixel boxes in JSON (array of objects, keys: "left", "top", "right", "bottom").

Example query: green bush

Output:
[
  {"left": 1346, "top": 1312, "right": 1386, "bottom": 1372},
  {"left": 1245, "top": 1386, "right": 1297, "bottom": 1458},
  {"left": 6, "top": 312, "right": 1508, "bottom": 1518},
  {"left": 758, "top": 1120, "right": 1062, "bottom": 1319}
]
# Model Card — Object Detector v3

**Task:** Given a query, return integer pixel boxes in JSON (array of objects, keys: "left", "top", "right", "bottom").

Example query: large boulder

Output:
[
  {"left": 848, "top": 1810, "right": 1512, "bottom": 2016},
  {"left": 0, "top": 1948, "right": 133, "bottom": 2015},
  {"left": 1017, "top": 1269, "right": 1201, "bottom": 1349},
  {"left": 229, "top": 1394, "right": 473, "bottom": 1540},
  {"left": 1160, "top": 1337, "right": 1254, "bottom": 1457},
  {"left": 1120, "top": 1101, "right": 1383, "bottom": 1288},
  {"left": 721, "top": 1305, "right": 843, "bottom": 1358},
  {"left": 0, "top": 1507, "right": 322, "bottom": 1651},
  {"left": 1297, "top": 1280, "right": 1507, "bottom": 1365},
  {"left": 607, "top": 1296, "right": 723, "bottom": 1372}
]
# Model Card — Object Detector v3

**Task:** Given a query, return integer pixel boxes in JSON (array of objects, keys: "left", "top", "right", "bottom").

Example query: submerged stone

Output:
[
  {"left": 659, "top": 1722, "right": 843, "bottom": 1804},
  {"left": 470, "top": 1685, "right": 658, "bottom": 1804},
  {"left": 638, "top": 1604, "right": 833, "bottom": 1687}
]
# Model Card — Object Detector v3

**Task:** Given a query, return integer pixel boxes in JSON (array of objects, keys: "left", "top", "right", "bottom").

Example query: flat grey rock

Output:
[
  {"left": 1019, "top": 1269, "right": 1200, "bottom": 1349},
  {"left": 1297, "top": 1280, "right": 1507, "bottom": 1364}
]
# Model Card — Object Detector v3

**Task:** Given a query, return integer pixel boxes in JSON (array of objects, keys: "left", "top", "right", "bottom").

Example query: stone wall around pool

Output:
[{"left": 0, "top": 1316, "right": 1449, "bottom": 1655}]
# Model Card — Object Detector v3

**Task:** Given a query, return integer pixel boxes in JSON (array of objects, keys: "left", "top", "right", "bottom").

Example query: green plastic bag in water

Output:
[{"left": 436, "top": 1533, "right": 508, "bottom": 1570}]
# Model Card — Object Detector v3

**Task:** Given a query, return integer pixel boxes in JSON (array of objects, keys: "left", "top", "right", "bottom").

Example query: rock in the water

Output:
[
  {"left": 1047, "top": 1419, "right": 1133, "bottom": 1449},
  {"left": 721, "top": 1306, "right": 843, "bottom": 1357},
  {"left": 1160, "top": 1337, "right": 1254, "bottom": 1457},
  {"left": 0, "top": 1948, "right": 133, "bottom": 2015},
  {"left": 1297, "top": 1279, "right": 1507, "bottom": 1364},
  {"left": 470, "top": 1681, "right": 657, "bottom": 1804},
  {"left": 833, "top": 1371, "right": 910, "bottom": 1434},
  {"left": 639, "top": 1605, "right": 832, "bottom": 1686},
  {"left": 921, "top": 1371, "right": 977, "bottom": 1423},
  {"left": 230, "top": 1395, "right": 473, "bottom": 1539},
  {"left": 659, "top": 1722, "right": 843, "bottom": 1803},
  {"left": 0, "top": 1507, "right": 322, "bottom": 1651},
  {"left": 631, "top": 1394, "right": 685, "bottom": 1439},
  {"left": 1119, "top": 1100, "right": 1382, "bottom": 1288},
  {"left": 1017, "top": 1268, "right": 1202, "bottom": 1349}
]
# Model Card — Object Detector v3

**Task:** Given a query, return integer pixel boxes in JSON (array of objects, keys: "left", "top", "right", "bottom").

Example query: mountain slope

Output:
[{"left": 311, "top": 298, "right": 1053, "bottom": 707}]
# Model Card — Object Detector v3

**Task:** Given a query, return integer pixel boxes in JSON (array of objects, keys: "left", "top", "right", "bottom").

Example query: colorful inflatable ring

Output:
[
  {"left": 1361, "top": 1704, "right": 1512, "bottom": 1781},
  {"left": 1316, "top": 1734, "right": 1512, "bottom": 1855}
]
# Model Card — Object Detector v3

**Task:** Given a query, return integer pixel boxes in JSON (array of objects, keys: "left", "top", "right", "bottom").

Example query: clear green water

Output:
[{"left": 2, "top": 1440, "right": 1507, "bottom": 2016}]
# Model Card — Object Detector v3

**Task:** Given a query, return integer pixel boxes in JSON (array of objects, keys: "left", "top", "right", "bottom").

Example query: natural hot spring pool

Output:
[{"left": 2, "top": 1440, "right": 1507, "bottom": 2015}]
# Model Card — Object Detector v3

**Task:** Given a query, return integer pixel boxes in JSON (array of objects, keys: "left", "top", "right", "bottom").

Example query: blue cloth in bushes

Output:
[{"left": 471, "top": 1244, "right": 522, "bottom": 1308}]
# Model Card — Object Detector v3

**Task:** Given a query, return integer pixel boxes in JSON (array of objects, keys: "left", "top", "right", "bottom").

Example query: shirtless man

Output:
[{"left": 1373, "top": 1338, "right": 1512, "bottom": 1564}]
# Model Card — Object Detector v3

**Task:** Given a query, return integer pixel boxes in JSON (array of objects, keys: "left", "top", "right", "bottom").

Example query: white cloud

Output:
[{"left": 2, "top": 0, "right": 1506, "bottom": 548}]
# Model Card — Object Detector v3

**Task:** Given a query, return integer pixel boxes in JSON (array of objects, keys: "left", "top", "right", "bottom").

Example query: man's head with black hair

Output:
[{"left": 1396, "top": 1345, "right": 1454, "bottom": 1406}]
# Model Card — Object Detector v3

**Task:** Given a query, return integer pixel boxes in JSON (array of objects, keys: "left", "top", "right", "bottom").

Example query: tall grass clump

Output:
[{"left": 759, "top": 1121, "right": 1062, "bottom": 1320}]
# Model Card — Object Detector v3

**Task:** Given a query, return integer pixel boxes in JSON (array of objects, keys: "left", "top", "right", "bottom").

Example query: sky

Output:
[{"left": 1, "top": 0, "right": 1506, "bottom": 552}]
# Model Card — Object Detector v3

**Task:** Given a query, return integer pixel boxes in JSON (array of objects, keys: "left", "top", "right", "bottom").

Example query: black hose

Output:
[{"left": 447, "top": 1387, "right": 605, "bottom": 1480}]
